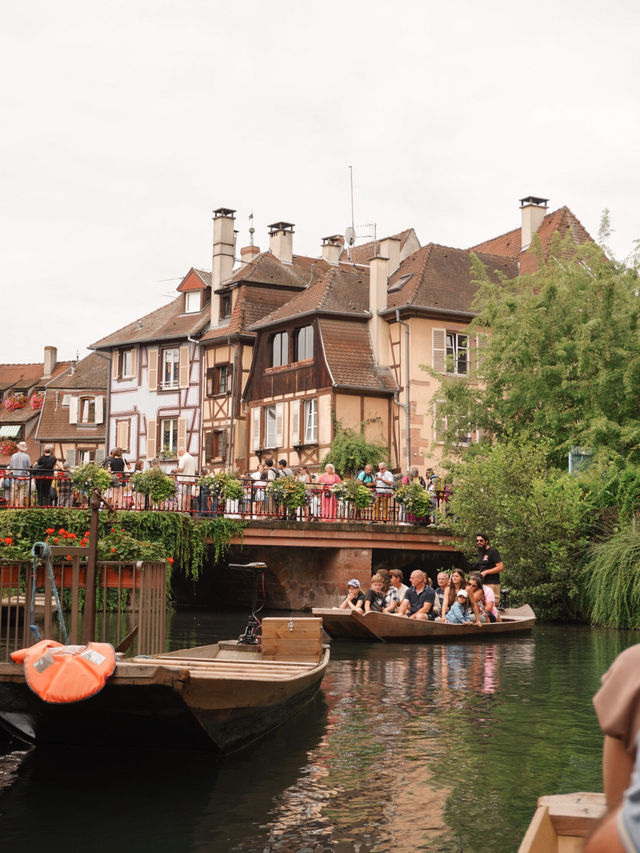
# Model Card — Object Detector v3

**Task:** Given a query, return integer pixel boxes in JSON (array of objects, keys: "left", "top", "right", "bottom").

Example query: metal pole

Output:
[{"left": 82, "top": 487, "right": 101, "bottom": 643}]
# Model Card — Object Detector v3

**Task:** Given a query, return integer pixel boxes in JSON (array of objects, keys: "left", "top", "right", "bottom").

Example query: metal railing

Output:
[{"left": 0, "top": 472, "right": 451, "bottom": 526}]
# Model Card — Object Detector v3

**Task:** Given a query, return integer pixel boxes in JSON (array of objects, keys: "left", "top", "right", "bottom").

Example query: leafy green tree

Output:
[
  {"left": 322, "top": 420, "right": 387, "bottom": 478},
  {"left": 446, "top": 438, "right": 593, "bottom": 620},
  {"left": 433, "top": 237, "right": 640, "bottom": 468}
]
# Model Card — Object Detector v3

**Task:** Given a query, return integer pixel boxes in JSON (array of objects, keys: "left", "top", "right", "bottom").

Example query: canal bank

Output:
[{"left": 0, "top": 613, "right": 635, "bottom": 852}]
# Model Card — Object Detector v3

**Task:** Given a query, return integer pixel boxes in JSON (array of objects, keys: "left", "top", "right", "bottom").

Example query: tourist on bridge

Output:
[
  {"left": 10, "top": 441, "right": 31, "bottom": 507},
  {"left": 373, "top": 461, "right": 394, "bottom": 522},
  {"left": 357, "top": 464, "right": 375, "bottom": 486},
  {"left": 317, "top": 463, "right": 341, "bottom": 519}
]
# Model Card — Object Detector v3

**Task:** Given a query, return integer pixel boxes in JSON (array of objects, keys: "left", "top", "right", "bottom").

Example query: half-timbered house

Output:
[
  {"left": 35, "top": 352, "right": 108, "bottom": 466},
  {"left": 90, "top": 268, "right": 210, "bottom": 467}
]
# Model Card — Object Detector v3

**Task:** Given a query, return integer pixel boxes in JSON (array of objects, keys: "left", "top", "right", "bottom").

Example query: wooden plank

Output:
[
  {"left": 518, "top": 806, "right": 557, "bottom": 853},
  {"left": 261, "top": 617, "right": 323, "bottom": 661},
  {"left": 145, "top": 656, "right": 315, "bottom": 669},
  {"left": 540, "top": 793, "right": 606, "bottom": 837}
]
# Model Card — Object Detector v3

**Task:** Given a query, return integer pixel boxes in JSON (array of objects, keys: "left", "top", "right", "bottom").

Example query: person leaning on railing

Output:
[{"left": 10, "top": 441, "right": 31, "bottom": 507}]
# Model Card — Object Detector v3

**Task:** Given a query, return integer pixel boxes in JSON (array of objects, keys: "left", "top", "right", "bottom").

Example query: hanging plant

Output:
[
  {"left": 198, "top": 471, "right": 244, "bottom": 501},
  {"left": 132, "top": 468, "right": 176, "bottom": 503},
  {"left": 70, "top": 462, "right": 113, "bottom": 494},
  {"left": 4, "top": 394, "right": 26, "bottom": 411},
  {"left": 395, "top": 482, "right": 432, "bottom": 519},
  {"left": 267, "top": 476, "right": 308, "bottom": 510}
]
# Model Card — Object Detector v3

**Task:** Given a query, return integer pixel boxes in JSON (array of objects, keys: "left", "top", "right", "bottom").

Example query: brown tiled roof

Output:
[
  {"left": 201, "top": 283, "right": 305, "bottom": 342},
  {"left": 250, "top": 265, "right": 370, "bottom": 329},
  {"left": 387, "top": 244, "right": 519, "bottom": 315},
  {"left": 470, "top": 206, "right": 594, "bottom": 275},
  {"left": 177, "top": 268, "right": 211, "bottom": 292},
  {"left": 0, "top": 360, "right": 72, "bottom": 393},
  {"left": 36, "top": 392, "right": 107, "bottom": 442},
  {"left": 46, "top": 352, "right": 109, "bottom": 390},
  {"left": 91, "top": 293, "right": 210, "bottom": 350},
  {"left": 340, "top": 229, "right": 415, "bottom": 264},
  {"left": 222, "top": 252, "right": 329, "bottom": 290},
  {"left": 318, "top": 318, "right": 396, "bottom": 393}
]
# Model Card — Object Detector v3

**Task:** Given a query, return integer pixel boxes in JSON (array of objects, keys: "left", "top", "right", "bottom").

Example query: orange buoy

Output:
[{"left": 11, "top": 639, "right": 116, "bottom": 704}]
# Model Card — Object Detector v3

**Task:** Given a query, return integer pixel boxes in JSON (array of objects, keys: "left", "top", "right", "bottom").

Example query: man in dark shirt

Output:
[
  {"left": 398, "top": 570, "right": 436, "bottom": 620},
  {"left": 475, "top": 533, "right": 504, "bottom": 601}
]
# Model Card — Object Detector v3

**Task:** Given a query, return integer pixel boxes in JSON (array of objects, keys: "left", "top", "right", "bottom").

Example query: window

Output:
[
  {"left": 265, "top": 406, "right": 277, "bottom": 447},
  {"left": 119, "top": 349, "right": 134, "bottom": 379},
  {"left": 162, "top": 349, "right": 180, "bottom": 389},
  {"left": 272, "top": 331, "right": 289, "bottom": 367},
  {"left": 185, "top": 291, "right": 201, "bottom": 313},
  {"left": 303, "top": 399, "right": 317, "bottom": 443},
  {"left": 220, "top": 293, "right": 232, "bottom": 319},
  {"left": 205, "top": 429, "right": 227, "bottom": 461},
  {"left": 433, "top": 401, "right": 471, "bottom": 446},
  {"left": 294, "top": 326, "right": 314, "bottom": 361},
  {"left": 161, "top": 418, "right": 178, "bottom": 456},
  {"left": 79, "top": 397, "right": 95, "bottom": 424},
  {"left": 446, "top": 333, "right": 468, "bottom": 376},
  {"left": 78, "top": 449, "right": 96, "bottom": 465},
  {"left": 206, "top": 364, "right": 231, "bottom": 396}
]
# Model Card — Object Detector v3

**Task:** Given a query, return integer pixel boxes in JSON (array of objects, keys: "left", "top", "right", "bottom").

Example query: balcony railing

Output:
[{"left": 0, "top": 472, "right": 451, "bottom": 526}]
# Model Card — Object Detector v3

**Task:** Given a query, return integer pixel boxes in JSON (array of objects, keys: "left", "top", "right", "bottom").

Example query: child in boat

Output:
[
  {"left": 445, "top": 589, "right": 473, "bottom": 625},
  {"left": 339, "top": 579, "right": 365, "bottom": 612},
  {"left": 364, "top": 573, "right": 385, "bottom": 613}
]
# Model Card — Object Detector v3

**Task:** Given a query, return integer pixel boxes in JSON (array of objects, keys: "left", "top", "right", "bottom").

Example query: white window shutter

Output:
[
  {"left": 291, "top": 400, "right": 300, "bottom": 445},
  {"left": 147, "top": 419, "right": 157, "bottom": 460},
  {"left": 114, "top": 351, "right": 120, "bottom": 380},
  {"left": 179, "top": 345, "right": 190, "bottom": 389},
  {"left": 251, "top": 407, "right": 261, "bottom": 451},
  {"left": 275, "top": 402, "right": 284, "bottom": 448},
  {"left": 66, "top": 448, "right": 77, "bottom": 468},
  {"left": 178, "top": 416, "right": 187, "bottom": 450},
  {"left": 432, "top": 328, "right": 446, "bottom": 373},
  {"left": 148, "top": 348, "right": 159, "bottom": 391},
  {"left": 95, "top": 396, "right": 104, "bottom": 425},
  {"left": 69, "top": 396, "right": 78, "bottom": 424}
]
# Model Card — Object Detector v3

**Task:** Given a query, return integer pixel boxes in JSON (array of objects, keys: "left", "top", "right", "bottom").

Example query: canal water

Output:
[{"left": 0, "top": 611, "right": 636, "bottom": 852}]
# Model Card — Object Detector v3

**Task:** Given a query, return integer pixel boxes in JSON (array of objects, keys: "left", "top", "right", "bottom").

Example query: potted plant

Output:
[
  {"left": 131, "top": 468, "right": 176, "bottom": 505},
  {"left": 267, "top": 476, "right": 308, "bottom": 516},
  {"left": 394, "top": 481, "right": 432, "bottom": 524},
  {"left": 71, "top": 463, "right": 114, "bottom": 497}
]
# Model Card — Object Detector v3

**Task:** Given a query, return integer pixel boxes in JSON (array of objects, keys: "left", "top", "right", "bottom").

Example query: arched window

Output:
[
  {"left": 294, "top": 326, "right": 314, "bottom": 361},
  {"left": 272, "top": 332, "right": 289, "bottom": 367}
]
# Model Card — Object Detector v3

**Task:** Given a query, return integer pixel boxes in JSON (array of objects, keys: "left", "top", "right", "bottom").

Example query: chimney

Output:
[
  {"left": 211, "top": 207, "right": 236, "bottom": 325},
  {"left": 520, "top": 196, "right": 549, "bottom": 251},
  {"left": 240, "top": 245, "right": 260, "bottom": 267},
  {"left": 268, "top": 222, "right": 294, "bottom": 264},
  {"left": 379, "top": 236, "right": 401, "bottom": 274},
  {"left": 321, "top": 235, "right": 343, "bottom": 265},
  {"left": 369, "top": 256, "right": 390, "bottom": 364},
  {"left": 43, "top": 346, "right": 57, "bottom": 378}
]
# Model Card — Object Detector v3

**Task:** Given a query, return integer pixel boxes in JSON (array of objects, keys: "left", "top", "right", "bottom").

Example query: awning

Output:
[{"left": 0, "top": 425, "right": 20, "bottom": 438}]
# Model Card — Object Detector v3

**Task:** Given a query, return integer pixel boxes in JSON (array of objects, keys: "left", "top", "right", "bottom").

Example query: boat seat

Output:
[{"left": 261, "top": 617, "right": 323, "bottom": 662}]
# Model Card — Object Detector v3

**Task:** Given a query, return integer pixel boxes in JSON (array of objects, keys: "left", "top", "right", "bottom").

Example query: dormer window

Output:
[
  {"left": 294, "top": 325, "right": 314, "bottom": 361},
  {"left": 185, "top": 291, "right": 201, "bottom": 313},
  {"left": 220, "top": 293, "right": 232, "bottom": 319},
  {"left": 272, "top": 331, "right": 289, "bottom": 368}
]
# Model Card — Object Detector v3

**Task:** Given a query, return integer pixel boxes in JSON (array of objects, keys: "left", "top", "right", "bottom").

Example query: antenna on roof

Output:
[
  {"left": 345, "top": 166, "right": 356, "bottom": 260},
  {"left": 249, "top": 211, "right": 255, "bottom": 247}
]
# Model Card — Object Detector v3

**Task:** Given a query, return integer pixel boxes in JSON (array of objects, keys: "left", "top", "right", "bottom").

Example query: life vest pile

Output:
[{"left": 11, "top": 639, "right": 116, "bottom": 704}]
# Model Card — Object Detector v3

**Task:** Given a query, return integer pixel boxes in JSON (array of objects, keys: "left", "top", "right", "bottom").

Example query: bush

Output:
[
  {"left": 322, "top": 420, "right": 387, "bottom": 478},
  {"left": 132, "top": 468, "right": 176, "bottom": 502},
  {"left": 198, "top": 472, "right": 244, "bottom": 501},
  {"left": 71, "top": 463, "right": 113, "bottom": 494},
  {"left": 582, "top": 525, "right": 640, "bottom": 628},
  {"left": 395, "top": 482, "right": 432, "bottom": 519}
]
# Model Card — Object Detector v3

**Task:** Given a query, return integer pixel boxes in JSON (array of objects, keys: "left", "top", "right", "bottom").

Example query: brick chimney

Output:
[
  {"left": 378, "top": 236, "right": 401, "bottom": 275},
  {"left": 321, "top": 235, "right": 343, "bottom": 265},
  {"left": 240, "top": 245, "right": 260, "bottom": 267},
  {"left": 520, "top": 196, "right": 549, "bottom": 251},
  {"left": 268, "top": 222, "right": 294, "bottom": 264},
  {"left": 211, "top": 207, "right": 236, "bottom": 324},
  {"left": 43, "top": 346, "right": 57, "bottom": 378},
  {"left": 369, "top": 256, "right": 390, "bottom": 364}
]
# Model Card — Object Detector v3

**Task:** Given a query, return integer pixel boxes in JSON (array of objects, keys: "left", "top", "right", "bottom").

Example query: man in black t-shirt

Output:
[{"left": 475, "top": 533, "right": 504, "bottom": 601}]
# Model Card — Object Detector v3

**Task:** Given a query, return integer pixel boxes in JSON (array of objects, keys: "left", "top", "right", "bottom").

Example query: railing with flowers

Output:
[{"left": 0, "top": 469, "right": 452, "bottom": 526}]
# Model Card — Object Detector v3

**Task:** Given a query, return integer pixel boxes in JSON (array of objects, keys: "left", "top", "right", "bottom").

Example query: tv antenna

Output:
[{"left": 345, "top": 165, "right": 356, "bottom": 260}]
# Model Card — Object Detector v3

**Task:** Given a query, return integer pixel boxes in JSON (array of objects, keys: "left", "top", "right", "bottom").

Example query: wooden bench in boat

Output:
[
  {"left": 261, "top": 617, "right": 323, "bottom": 662},
  {"left": 518, "top": 792, "right": 606, "bottom": 853}
]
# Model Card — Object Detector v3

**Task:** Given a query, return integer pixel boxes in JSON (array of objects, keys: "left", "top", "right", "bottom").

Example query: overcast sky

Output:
[{"left": 3, "top": 0, "right": 639, "bottom": 365}]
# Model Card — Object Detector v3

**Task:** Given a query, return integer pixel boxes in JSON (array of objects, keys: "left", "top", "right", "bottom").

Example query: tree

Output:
[{"left": 433, "top": 236, "right": 640, "bottom": 468}]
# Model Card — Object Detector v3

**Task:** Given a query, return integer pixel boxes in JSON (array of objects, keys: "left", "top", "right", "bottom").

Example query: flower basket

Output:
[
  {"left": 395, "top": 482, "right": 432, "bottom": 520},
  {"left": 329, "top": 481, "right": 351, "bottom": 502},
  {"left": 132, "top": 468, "right": 176, "bottom": 503},
  {"left": 198, "top": 472, "right": 244, "bottom": 501},
  {"left": 71, "top": 463, "right": 114, "bottom": 494},
  {"left": 4, "top": 394, "right": 26, "bottom": 411},
  {"left": 267, "top": 476, "right": 308, "bottom": 511},
  {"left": 29, "top": 393, "right": 44, "bottom": 411},
  {"left": 1, "top": 440, "right": 18, "bottom": 457}
]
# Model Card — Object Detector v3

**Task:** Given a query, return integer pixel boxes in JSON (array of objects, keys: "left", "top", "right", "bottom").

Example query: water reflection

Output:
[{"left": 0, "top": 614, "right": 636, "bottom": 853}]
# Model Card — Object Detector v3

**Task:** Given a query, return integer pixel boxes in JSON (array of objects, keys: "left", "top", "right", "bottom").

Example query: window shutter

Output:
[
  {"left": 204, "top": 431, "right": 213, "bottom": 461},
  {"left": 69, "top": 396, "right": 78, "bottom": 424},
  {"left": 432, "top": 328, "right": 446, "bottom": 373},
  {"left": 147, "top": 348, "right": 159, "bottom": 391},
  {"left": 291, "top": 400, "right": 300, "bottom": 445},
  {"left": 219, "top": 430, "right": 227, "bottom": 462},
  {"left": 275, "top": 402, "right": 284, "bottom": 448},
  {"left": 66, "top": 448, "right": 76, "bottom": 468},
  {"left": 130, "top": 348, "right": 138, "bottom": 379},
  {"left": 116, "top": 420, "right": 130, "bottom": 451},
  {"left": 147, "top": 419, "right": 157, "bottom": 460},
  {"left": 177, "top": 417, "right": 187, "bottom": 450},
  {"left": 95, "top": 396, "right": 104, "bottom": 425},
  {"left": 179, "top": 345, "right": 190, "bottom": 389},
  {"left": 114, "top": 351, "right": 120, "bottom": 380},
  {"left": 251, "top": 407, "right": 261, "bottom": 451}
]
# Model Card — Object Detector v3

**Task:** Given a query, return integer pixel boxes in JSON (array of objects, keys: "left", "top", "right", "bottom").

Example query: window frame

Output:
[
  {"left": 184, "top": 291, "right": 201, "bottom": 314},
  {"left": 271, "top": 331, "right": 289, "bottom": 368},
  {"left": 206, "top": 364, "right": 231, "bottom": 397},
  {"left": 264, "top": 405, "right": 277, "bottom": 448},
  {"left": 303, "top": 398, "right": 318, "bottom": 444},
  {"left": 119, "top": 349, "right": 134, "bottom": 380},
  {"left": 294, "top": 325, "right": 314, "bottom": 362},
  {"left": 161, "top": 418, "right": 179, "bottom": 456},
  {"left": 220, "top": 293, "right": 232, "bottom": 319},
  {"left": 78, "top": 396, "right": 96, "bottom": 424},
  {"left": 446, "top": 332, "right": 469, "bottom": 376},
  {"left": 162, "top": 348, "right": 180, "bottom": 390}
]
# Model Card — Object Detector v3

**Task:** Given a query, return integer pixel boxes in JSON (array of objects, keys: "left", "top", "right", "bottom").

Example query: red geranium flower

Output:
[
  {"left": 53, "top": 537, "right": 60, "bottom": 543},
  {"left": 111, "top": 547, "right": 116, "bottom": 552},
  {"left": 168, "top": 557, "right": 174, "bottom": 564},
  {"left": 45, "top": 528, "right": 55, "bottom": 534}
]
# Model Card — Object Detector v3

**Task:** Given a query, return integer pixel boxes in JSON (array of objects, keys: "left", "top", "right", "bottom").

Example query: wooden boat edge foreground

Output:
[
  {"left": 311, "top": 604, "right": 536, "bottom": 641},
  {"left": 0, "top": 616, "right": 329, "bottom": 753},
  {"left": 518, "top": 792, "right": 606, "bottom": 852}
]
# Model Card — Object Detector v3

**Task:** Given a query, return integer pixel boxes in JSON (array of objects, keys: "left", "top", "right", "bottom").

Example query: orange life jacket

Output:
[{"left": 11, "top": 639, "right": 116, "bottom": 704}]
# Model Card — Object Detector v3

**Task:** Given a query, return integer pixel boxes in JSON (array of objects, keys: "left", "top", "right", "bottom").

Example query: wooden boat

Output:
[
  {"left": 0, "top": 616, "right": 329, "bottom": 753},
  {"left": 311, "top": 604, "right": 536, "bottom": 641},
  {"left": 519, "top": 792, "right": 606, "bottom": 852}
]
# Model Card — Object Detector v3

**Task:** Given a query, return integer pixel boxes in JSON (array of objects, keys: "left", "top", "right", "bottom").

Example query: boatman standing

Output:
[{"left": 475, "top": 533, "right": 504, "bottom": 605}]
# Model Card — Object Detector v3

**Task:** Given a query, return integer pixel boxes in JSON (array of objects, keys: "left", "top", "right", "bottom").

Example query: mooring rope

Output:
[{"left": 30, "top": 542, "right": 69, "bottom": 645}]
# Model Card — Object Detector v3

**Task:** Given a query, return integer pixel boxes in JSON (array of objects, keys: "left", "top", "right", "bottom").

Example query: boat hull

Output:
[
  {"left": 0, "top": 644, "right": 330, "bottom": 753},
  {"left": 312, "top": 605, "right": 536, "bottom": 641},
  {"left": 519, "top": 792, "right": 606, "bottom": 852}
]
